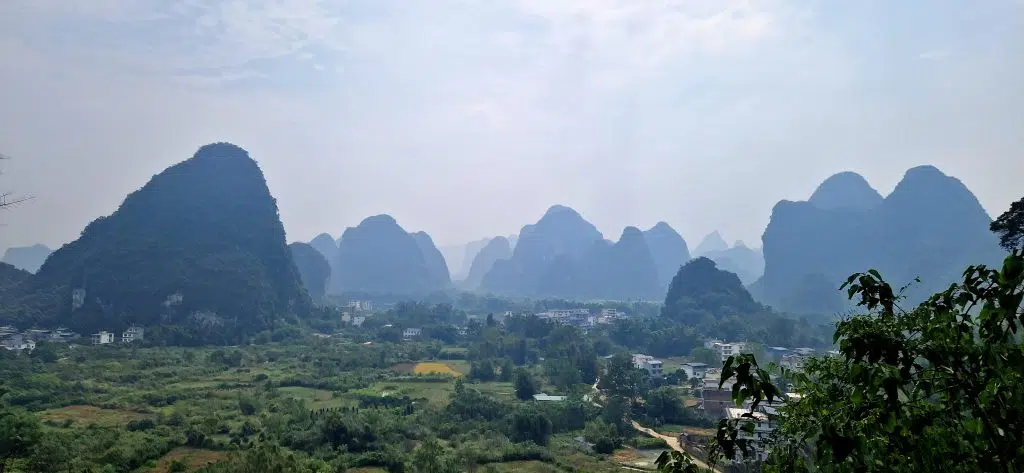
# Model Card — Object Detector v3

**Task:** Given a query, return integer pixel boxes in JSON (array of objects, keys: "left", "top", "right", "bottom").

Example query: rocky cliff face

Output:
[
  {"left": 333, "top": 215, "right": 445, "bottom": 295},
  {"left": 35, "top": 143, "right": 309, "bottom": 338},
  {"left": 759, "top": 166, "right": 1004, "bottom": 315}
]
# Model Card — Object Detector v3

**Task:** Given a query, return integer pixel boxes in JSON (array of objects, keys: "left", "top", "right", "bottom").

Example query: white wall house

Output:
[
  {"left": 632, "top": 354, "right": 664, "bottom": 377},
  {"left": 92, "top": 331, "right": 114, "bottom": 345},
  {"left": 402, "top": 328, "right": 422, "bottom": 340},
  {"left": 122, "top": 326, "right": 144, "bottom": 343},
  {"left": 707, "top": 340, "right": 748, "bottom": 361},
  {"left": 681, "top": 362, "right": 708, "bottom": 380}
]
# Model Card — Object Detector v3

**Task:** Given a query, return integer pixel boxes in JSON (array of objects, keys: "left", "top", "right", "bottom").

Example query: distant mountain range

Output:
[
  {"left": 0, "top": 146, "right": 1005, "bottom": 332},
  {"left": 752, "top": 165, "right": 1005, "bottom": 315}
]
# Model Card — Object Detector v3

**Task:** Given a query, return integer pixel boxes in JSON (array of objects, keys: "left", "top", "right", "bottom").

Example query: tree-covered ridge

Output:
[
  {"left": 410, "top": 231, "right": 452, "bottom": 289},
  {"left": 288, "top": 242, "right": 330, "bottom": 303},
  {"left": 464, "top": 235, "right": 511, "bottom": 289},
  {"left": 759, "top": 165, "right": 1005, "bottom": 316},
  {"left": 32, "top": 142, "right": 309, "bottom": 339},
  {"left": 661, "top": 257, "right": 764, "bottom": 324}
]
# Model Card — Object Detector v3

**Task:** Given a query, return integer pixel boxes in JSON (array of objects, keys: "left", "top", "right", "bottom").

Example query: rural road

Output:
[{"left": 591, "top": 379, "right": 723, "bottom": 473}]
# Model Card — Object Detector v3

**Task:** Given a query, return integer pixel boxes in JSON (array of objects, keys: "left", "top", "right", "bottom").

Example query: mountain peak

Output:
[
  {"left": 360, "top": 214, "right": 399, "bottom": 227},
  {"left": 192, "top": 142, "right": 251, "bottom": 161},
  {"left": 542, "top": 204, "right": 582, "bottom": 219},
  {"left": 808, "top": 171, "right": 883, "bottom": 211},
  {"left": 694, "top": 231, "right": 729, "bottom": 255}
]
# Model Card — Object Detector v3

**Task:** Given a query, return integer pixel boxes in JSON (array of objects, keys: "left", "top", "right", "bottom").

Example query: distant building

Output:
[
  {"left": 681, "top": 362, "right": 709, "bottom": 381},
  {"left": 121, "top": 326, "right": 144, "bottom": 343},
  {"left": 632, "top": 354, "right": 664, "bottom": 377},
  {"left": 533, "top": 393, "right": 567, "bottom": 402},
  {"left": 92, "top": 331, "right": 114, "bottom": 345},
  {"left": 1, "top": 334, "right": 35, "bottom": 351},
  {"left": 725, "top": 408, "right": 775, "bottom": 462},
  {"left": 537, "top": 308, "right": 592, "bottom": 327},
  {"left": 351, "top": 316, "right": 366, "bottom": 327},
  {"left": 780, "top": 353, "right": 809, "bottom": 371},
  {"left": 402, "top": 328, "right": 422, "bottom": 340},
  {"left": 707, "top": 340, "right": 748, "bottom": 362},
  {"left": 347, "top": 300, "right": 375, "bottom": 312}
]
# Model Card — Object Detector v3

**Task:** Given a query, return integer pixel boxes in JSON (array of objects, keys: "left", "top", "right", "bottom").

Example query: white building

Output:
[
  {"left": 707, "top": 340, "right": 748, "bottom": 362},
  {"left": 681, "top": 362, "right": 709, "bottom": 381},
  {"left": 0, "top": 334, "right": 35, "bottom": 351},
  {"left": 121, "top": 326, "right": 144, "bottom": 343},
  {"left": 632, "top": 354, "right": 664, "bottom": 377},
  {"left": 402, "top": 328, "right": 422, "bottom": 340},
  {"left": 92, "top": 331, "right": 114, "bottom": 345},
  {"left": 351, "top": 316, "right": 366, "bottom": 327},
  {"left": 347, "top": 300, "right": 375, "bottom": 312}
]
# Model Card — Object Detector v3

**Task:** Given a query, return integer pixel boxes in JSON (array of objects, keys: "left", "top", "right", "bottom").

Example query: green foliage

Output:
[
  {"left": 710, "top": 252, "right": 1024, "bottom": 473},
  {"left": 513, "top": 368, "right": 537, "bottom": 401},
  {"left": 508, "top": 405, "right": 553, "bottom": 446},
  {"left": 992, "top": 196, "right": 1024, "bottom": 251},
  {"left": 597, "top": 354, "right": 647, "bottom": 400}
]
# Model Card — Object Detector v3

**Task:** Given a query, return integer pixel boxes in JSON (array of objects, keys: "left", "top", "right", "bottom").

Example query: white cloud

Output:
[{"left": 0, "top": 0, "right": 1022, "bottom": 250}]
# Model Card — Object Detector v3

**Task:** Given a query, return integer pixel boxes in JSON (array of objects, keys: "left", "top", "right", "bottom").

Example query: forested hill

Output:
[
  {"left": 31, "top": 142, "right": 309, "bottom": 340},
  {"left": 757, "top": 165, "right": 1005, "bottom": 315}
]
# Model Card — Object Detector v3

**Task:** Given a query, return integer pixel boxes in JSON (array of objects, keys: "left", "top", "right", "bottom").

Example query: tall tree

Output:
[{"left": 991, "top": 196, "right": 1024, "bottom": 251}]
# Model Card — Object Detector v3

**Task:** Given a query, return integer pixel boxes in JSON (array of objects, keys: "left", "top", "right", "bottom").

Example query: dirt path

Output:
[
  {"left": 592, "top": 378, "right": 721, "bottom": 473},
  {"left": 629, "top": 421, "right": 722, "bottom": 473}
]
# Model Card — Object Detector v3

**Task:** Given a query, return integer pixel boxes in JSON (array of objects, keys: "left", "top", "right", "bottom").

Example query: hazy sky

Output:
[{"left": 1, "top": 0, "right": 1022, "bottom": 253}]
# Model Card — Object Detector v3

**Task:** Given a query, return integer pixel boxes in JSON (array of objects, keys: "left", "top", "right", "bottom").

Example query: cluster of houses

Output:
[
  {"left": 90, "top": 327, "right": 145, "bottom": 345},
  {"left": 0, "top": 326, "right": 79, "bottom": 351},
  {"left": 0, "top": 325, "right": 147, "bottom": 351},
  {"left": 534, "top": 307, "right": 627, "bottom": 330}
]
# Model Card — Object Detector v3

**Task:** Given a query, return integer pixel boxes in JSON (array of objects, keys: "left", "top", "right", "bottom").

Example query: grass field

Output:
[
  {"left": 143, "top": 448, "right": 229, "bottom": 473},
  {"left": 278, "top": 386, "right": 351, "bottom": 410},
  {"left": 40, "top": 405, "right": 149, "bottom": 427}
]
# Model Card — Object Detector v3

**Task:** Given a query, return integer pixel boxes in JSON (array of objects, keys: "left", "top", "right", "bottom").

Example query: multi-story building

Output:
[
  {"left": 402, "top": 328, "right": 422, "bottom": 340},
  {"left": 706, "top": 340, "right": 748, "bottom": 362},
  {"left": 121, "top": 326, "right": 144, "bottom": 343},
  {"left": 632, "top": 354, "right": 664, "bottom": 377},
  {"left": 92, "top": 331, "right": 114, "bottom": 345},
  {"left": 681, "top": 362, "right": 709, "bottom": 381}
]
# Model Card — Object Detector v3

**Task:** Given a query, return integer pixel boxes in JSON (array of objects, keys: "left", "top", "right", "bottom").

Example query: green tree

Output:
[
  {"left": 509, "top": 405, "right": 553, "bottom": 446},
  {"left": 0, "top": 401, "right": 41, "bottom": 473},
  {"left": 513, "top": 368, "right": 537, "bottom": 401},
  {"left": 410, "top": 439, "right": 458, "bottom": 473},
  {"left": 709, "top": 252, "right": 1024, "bottom": 473},
  {"left": 598, "top": 354, "right": 647, "bottom": 400},
  {"left": 688, "top": 347, "right": 719, "bottom": 366},
  {"left": 643, "top": 387, "right": 686, "bottom": 425},
  {"left": 991, "top": 196, "right": 1024, "bottom": 251},
  {"left": 498, "top": 358, "right": 515, "bottom": 382}
]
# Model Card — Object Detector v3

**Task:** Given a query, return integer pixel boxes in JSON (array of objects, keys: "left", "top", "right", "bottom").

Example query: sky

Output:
[{"left": 1, "top": 0, "right": 1022, "bottom": 254}]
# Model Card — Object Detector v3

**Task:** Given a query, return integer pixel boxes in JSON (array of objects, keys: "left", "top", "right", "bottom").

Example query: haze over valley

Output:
[{"left": 1, "top": 2, "right": 1022, "bottom": 472}]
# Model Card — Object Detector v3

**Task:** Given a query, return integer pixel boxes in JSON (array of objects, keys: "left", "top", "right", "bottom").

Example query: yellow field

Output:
[{"left": 412, "top": 362, "right": 462, "bottom": 377}]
